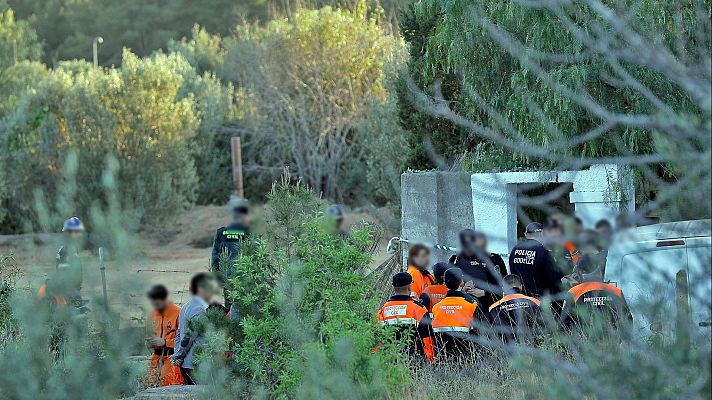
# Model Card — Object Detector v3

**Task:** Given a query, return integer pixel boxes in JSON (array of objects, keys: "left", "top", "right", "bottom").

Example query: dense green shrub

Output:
[
  {"left": 1, "top": 50, "right": 200, "bottom": 231},
  {"left": 217, "top": 173, "right": 408, "bottom": 398},
  {"left": 0, "top": 160, "right": 144, "bottom": 399}
]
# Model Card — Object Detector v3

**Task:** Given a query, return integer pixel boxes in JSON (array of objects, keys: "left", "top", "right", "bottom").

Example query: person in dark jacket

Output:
[
  {"left": 449, "top": 229, "right": 505, "bottom": 311},
  {"left": 211, "top": 196, "right": 250, "bottom": 308},
  {"left": 561, "top": 277, "right": 633, "bottom": 337},
  {"left": 474, "top": 231, "right": 508, "bottom": 277},
  {"left": 487, "top": 274, "right": 542, "bottom": 343},
  {"left": 56, "top": 217, "right": 85, "bottom": 306},
  {"left": 508, "top": 222, "right": 564, "bottom": 298}
]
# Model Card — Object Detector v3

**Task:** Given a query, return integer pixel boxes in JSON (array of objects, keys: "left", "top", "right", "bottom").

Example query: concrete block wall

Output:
[{"left": 401, "top": 172, "right": 472, "bottom": 264}]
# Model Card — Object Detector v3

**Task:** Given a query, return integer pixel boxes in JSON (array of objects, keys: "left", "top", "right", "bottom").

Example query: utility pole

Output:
[
  {"left": 93, "top": 36, "right": 104, "bottom": 68},
  {"left": 231, "top": 137, "right": 244, "bottom": 198}
]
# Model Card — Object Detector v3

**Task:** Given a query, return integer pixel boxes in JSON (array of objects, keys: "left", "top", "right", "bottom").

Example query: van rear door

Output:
[
  {"left": 686, "top": 236, "right": 712, "bottom": 337},
  {"left": 618, "top": 245, "right": 687, "bottom": 339}
]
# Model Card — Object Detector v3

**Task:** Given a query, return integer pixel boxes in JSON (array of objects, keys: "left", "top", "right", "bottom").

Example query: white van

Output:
[{"left": 604, "top": 220, "right": 711, "bottom": 340}]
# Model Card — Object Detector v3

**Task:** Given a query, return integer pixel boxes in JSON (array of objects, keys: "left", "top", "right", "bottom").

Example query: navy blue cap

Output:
[
  {"left": 525, "top": 222, "right": 543, "bottom": 233},
  {"left": 392, "top": 272, "right": 413, "bottom": 287},
  {"left": 432, "top": 262, "right": 453, "bottom": 281}
]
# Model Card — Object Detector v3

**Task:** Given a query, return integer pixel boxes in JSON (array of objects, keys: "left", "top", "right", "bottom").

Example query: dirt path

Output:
[{"left": 2, "top": 206, "right": 394, "bottom": 328}]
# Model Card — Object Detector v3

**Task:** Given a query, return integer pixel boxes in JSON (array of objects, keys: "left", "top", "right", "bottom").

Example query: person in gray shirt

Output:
[{"left": 171, "top": 273, "right": 217, "bottom": 384}]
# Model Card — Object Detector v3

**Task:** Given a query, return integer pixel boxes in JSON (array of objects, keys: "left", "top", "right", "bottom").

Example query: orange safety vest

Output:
[
  {"left": 568, "top": 281, "right": 622, "bottom": 302},
  {"left": 422, "top": 283, "right": 448, "bottom": 312},
  {"left": 377, "top": 295, "right": 434, "bottom": 362},
  {"left": 564, "top": 241, "right": 581, "bottom": 264},
  {"left": 37, "top": 284, "right": 68, "bottom": 307},
  {"left": 377, "top": 297, "right": 427, "bottom": 327},
  {"left": 488, "top": 293, "right": 541, "bottom": 313},
  {"left": 407, "top": 265, "right": 436, "bottom": 299},
  {"left": 431, "top": 294, "right": 478, "bottom": 333},
  {"left": 148, "top": 302, "right": 182, "bottom": 387},
  {"left": 149, "top": 302, "right": 181, "bottom": 351}
]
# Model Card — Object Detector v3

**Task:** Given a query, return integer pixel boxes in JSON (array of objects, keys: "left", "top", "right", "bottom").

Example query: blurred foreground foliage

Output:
[
  {"left": 0, "top": 161, "right": 708, "bottom": 400},
  {"left": 0, "top": 158, "right": 145, "bottom": 400},
  {"left": 195, "top": 172, "right": 409, "bottom": 398}
]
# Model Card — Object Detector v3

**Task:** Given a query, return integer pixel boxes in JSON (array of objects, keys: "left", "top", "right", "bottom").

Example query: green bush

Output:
[
  {"left": 1, "top": 50, "right": 200, "bottom": 231},
  {"left": 0, "top": 254, "right": 20, "bottom": 347},
  {"left": 222, "top": 5, "right": 404, "bottom": 201},
  {"left": 0, "top": 159, "right": 144, "bottom": 399},
  {"left": 217, "top": 173, "right": 408, "bottom": 398}
]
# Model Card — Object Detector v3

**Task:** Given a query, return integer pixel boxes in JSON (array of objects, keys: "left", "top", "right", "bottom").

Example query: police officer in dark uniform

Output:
[
  {"left": 56, "top": 217, "right": 85, "bottom": 306},
  {"left": 508, "top": 222, "right": 564, "bottom": 298},
  {"left": 211, "top": 196, "right": 250, "bottom": 308},
  {"left": 449, "top": 229, "right": 505, "bottom": 311}
]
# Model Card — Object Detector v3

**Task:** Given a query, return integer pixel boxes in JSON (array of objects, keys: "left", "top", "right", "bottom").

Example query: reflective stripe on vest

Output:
[
  {"left": 569, "top": 281, "right": 622, "bottom": 302},
  {"left": 488, "top": 293, "right": 541, "bottom": 312},
  {"left": 431, "top": 296, "right": 477, "bottom": 331},
  {"left": 380, "top": 318, "right": 419, "bottom": 327},
  {"left": 433, "top": 326, "right": 470, "bottom": 333},
  {"left": 377, "top": 300, "right": 426, "bottom": 327}
]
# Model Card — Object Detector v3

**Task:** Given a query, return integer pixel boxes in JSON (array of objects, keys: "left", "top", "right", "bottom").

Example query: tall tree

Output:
[
  {"left": 397, "top": 0, "right": 710, "bottom": 217},
  {"left": 224, "top": 5, "right": 402, "bottom": 200}
]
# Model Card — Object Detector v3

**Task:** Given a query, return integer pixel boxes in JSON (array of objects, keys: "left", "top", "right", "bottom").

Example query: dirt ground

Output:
[{"left": 2, "top": 205, "right": 394, "bottom": 329}]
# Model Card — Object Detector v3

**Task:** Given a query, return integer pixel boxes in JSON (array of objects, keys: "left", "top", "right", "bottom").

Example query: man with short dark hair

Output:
[
  {"left": 594, "top": 219, "right": 613, "bottom": 254},
  {"left": 377, "top": 272, "right": 434, "bottom": 362},
  {"left": 146, "top": 284, "right": 182, "bottom": 386},
  {"left": 509, "top": 222, "right": 564, "bottom": 298},
  {"left": 421, "top": 262, "right": 450, "bottom": 312},
  {"left": 431, "top": 268, "right": 487, "bottom": 357},
  {"left": 487, "top": 275, "right": 542, "bottom": 342},
  {"left": 172, "top": 273, "right": 217, "bottom": 384}
]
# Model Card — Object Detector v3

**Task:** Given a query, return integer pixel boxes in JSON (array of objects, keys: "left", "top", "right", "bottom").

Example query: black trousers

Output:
[{"left": 180, "top": 367, "right": 196, "bottom": 385}]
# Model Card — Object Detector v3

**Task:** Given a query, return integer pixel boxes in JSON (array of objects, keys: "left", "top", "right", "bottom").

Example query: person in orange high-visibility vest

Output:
[
  {"left": 146, "top": 285, "right": 183, "bottom": 386},
  {"left": 37, "top": 282, "right": 68, "bottom": 308},
  {"left": 487, "top": 274, "right": 542, "bottom": 343},
  {"left": 431, "top": 268, "right": 487, "bottom": 358},
  {"left": 421, "top": 262, "right": 450, "bottom": 312},
  {"left": 377, "top": 272, "right": 435, "bottom": 362},
  {"left": 406, "top": 244, "right": 435, "bottom": 300}
]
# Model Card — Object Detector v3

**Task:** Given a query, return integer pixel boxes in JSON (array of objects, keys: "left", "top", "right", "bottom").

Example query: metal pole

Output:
[
  {"left": 93, "top": 36, "right": 104, "bottom": 68},
  {"left": 231, "top": 136, "right": 244, "bottom": 198},
  {"left": 99, "top": 247, "right": 108, "bottom": 310}
]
